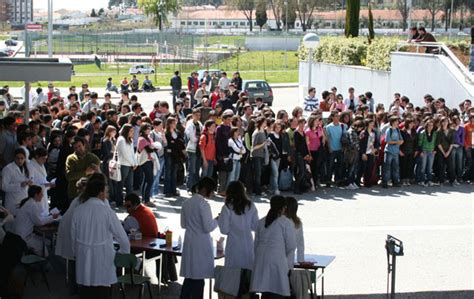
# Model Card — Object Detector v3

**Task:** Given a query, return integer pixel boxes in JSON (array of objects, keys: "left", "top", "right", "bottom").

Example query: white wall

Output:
[
  {"left": 299, "top": 61, "right": 392, "bottom": 108},
  {"left": 299, "top": 52, "right": 474, "bottom": 109}
]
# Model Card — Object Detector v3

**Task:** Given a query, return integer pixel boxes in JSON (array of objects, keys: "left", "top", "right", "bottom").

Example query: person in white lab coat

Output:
[
  {"left": 71, "top": 173, "right": 130, "bottom": 299},
  {"left": 251, "top": 195, "right": 296, "bottom": 298},
  {"left": 12, "top": 185, "right": 58, "bottom": 256},
  {"left": 1, "top": 148, "right": 33, "bottom": 216},
  {"left": 285, "top": 196, "right": 305, "bottom": 268},
  {"left": 218, "top": 181, "right": 259, "bottom": 270},
  {"left": 29, "top": 148, "right": 55, "bottom": 215},
  {"left": 180, "top": 177, "right": 218, "bottom": 299}
]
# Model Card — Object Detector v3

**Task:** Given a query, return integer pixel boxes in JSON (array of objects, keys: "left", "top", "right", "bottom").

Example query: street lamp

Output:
[
  {"left": 48, "top": 0, "right": 53, "bottom": 58},
  {"left": 302, "top": 33, "right": 320, "bottom": 91}
]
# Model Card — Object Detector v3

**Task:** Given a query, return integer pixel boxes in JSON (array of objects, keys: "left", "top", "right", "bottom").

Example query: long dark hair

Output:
[
  {"left": 265, "top": 195, "right": 287, "bottom": 228},
  {"left": 225, "top": 181, "right": 251, "bottom": 215},
  {"left": 120, "top": 124, "right": 133, "bottom": 144},
  {"left": 19, "top": 185, "right": 42, "bottom": 208},
  {"left": 191, "top": 176, "right": 217, "bottom": 198},
  {"left": 285, "top": 197, "right": 301, "bottom": 229},
  {"left": 139, "top": 123, "right": 151, "bottom": 142},
  {"left": 79, "top": 173, "right": 107, "bottom": 203},
  {"left": 14, "top": 148, "right": 30, "bottom": 178}
]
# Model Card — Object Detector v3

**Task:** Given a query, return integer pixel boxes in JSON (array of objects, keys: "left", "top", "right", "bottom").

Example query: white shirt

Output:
[
  {"left": 116, "top": 136, "right": 137, "bottom": 167},
  {"left": 71, "top": 197, "right": 130, "bottom": 286},
  {"left": 1, "top": 161, "right": 29, "bottom": 216},
  {"left": 228, "top": 137, "right": 246, "bottom": 160},
  {"left": 28, "top": 159, "right": 50, "bottom": 215},
  {"left": 180, "top": 193, "right": 217, "bottom": 279},
  {"left": 12, "top": 198, "right": 54, "bottom": 241},
  {"left": 184, "top": 120, "right": 202, "bottom": 153},
  {"left": 82, "top": 100, "right": 100, "bottom": 114},
  {"left": 251, "top": 216, "right": 296, "bottom": 296},
  {"left": 218, "top": 77, "right": 230, "bottom": 91},
  {"left": 218, "top": 202, "right": 258, "bottom": 270},
  {"left": 287, "top": 222, "right": 305, "bottom": 268}
]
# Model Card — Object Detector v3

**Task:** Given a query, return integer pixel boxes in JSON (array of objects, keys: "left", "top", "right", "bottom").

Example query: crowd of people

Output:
[{"left": 0, "top": 70, "right": 473, "bottom": 297}]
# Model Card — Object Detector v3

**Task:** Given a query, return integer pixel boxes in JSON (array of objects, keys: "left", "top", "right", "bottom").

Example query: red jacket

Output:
[{"left": 130, "top": 204, "right": 158, "bottom": 238}]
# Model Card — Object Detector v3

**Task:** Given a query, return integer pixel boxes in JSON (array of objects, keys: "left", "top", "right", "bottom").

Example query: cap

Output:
[{"left": 222, "top": 109, "right": 234, "bottom": 118}]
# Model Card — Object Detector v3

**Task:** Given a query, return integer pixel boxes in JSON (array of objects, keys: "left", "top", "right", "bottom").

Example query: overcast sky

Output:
[{"left": 35, "top": 0, "right": 110, "bottom": 11}]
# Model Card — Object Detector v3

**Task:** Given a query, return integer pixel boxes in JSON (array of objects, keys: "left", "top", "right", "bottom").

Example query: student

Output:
[
  {"left": 12, "top": 185, "right": 58, "bottom": 256},
  {"left": 382, "top": 116, "right": 403, "bottom": 188},
  {"left": 251, "top": 195, "right": 296, "bottom": 298},
  {"left": 115, "top": 124, "right": 137, "bottom": 206},
  {"left": 227, "top": 127, "right": 246, "bottom": 184},
  {"left": 418, "top": 119, "right": 438, "bottom": 186},
  {"left": 180, "top": 177, "right": 218, "bottom": 299},
  {"left": 200, "top": 120, "right": 217, "bottom": 178},
  {"left": 2, "top": 148, "right": 33, "bottom": 215},
  {"left": 71, "top": 174, "right": 130, "bottom": 299},
  {"left": 218, "top": 181, "right": 259, "bottom": 270},
  {"left": 285, "top": 196, "right": 305, "bottom": 266}
]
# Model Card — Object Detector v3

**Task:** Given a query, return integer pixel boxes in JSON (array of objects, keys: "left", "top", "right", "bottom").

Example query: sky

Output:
[{"left": 35, "top": 0, "right": 110, "bottom": 11}]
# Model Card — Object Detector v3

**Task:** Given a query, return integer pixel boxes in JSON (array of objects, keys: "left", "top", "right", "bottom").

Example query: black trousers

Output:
[
  {"left": 180, "top": 278, "right": 204, "bottom": 299},
  {"left": 78, "top": 285, "right": 111, "bottom": 299},
  {"left": 400, "top": 153, "right": 415, "bottom": 180}
]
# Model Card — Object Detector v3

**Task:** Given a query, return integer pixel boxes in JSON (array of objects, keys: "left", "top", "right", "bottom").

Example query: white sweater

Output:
[{"left": 116, "top": 136, "right": 137, "bottom": 167}]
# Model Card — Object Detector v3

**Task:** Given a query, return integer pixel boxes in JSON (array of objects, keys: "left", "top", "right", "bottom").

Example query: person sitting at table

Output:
[
  {"left": 12, "top": 185, "right": 59, "bottom": 257},
  {"left": 123, "top": 193, "right": 178, "bottom": 284},
  {"left": 218, "top": 181, "right": 259, "bottom": 271},
  {"left": 285, "top": 196, "right": 305, "bottom": 267},
  {"left": 251, "top": 195, "right": 296, "bottom": 299},
  {"left": 71, "top": 173, "right": 130, "bottom": 299},
  {"left": 180, "top": 177, "right": 218, "bottom": 299}
]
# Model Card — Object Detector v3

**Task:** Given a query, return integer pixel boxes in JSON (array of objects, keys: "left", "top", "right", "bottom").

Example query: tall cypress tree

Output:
[
  {"left": 345, "top": 0, "right": 360, "bottom": 37},
  {"left": 368, "top": 3, "right": 375, "bottom": 41}
]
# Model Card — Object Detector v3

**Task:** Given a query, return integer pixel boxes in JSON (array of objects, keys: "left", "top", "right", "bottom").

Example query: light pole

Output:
[
  {"left": 284, "top": 0, "right": 288, "bottom": 69},
  {"left": 48, "top": 0, "right": 53, "bottom": 58},
  {"left": 448, "top": 0, "right": 454, "bottom": 39},
  {"left": 302, "top": 33, "right": 320, "bottom": 93}
]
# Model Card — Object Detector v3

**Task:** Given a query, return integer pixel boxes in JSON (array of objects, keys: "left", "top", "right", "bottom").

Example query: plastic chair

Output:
[
  {"left": 115, "top": 253, "right": 153, "bottom": 299},
  {"left": 21, "top": 254, "right": 50, "bottom": 292}
]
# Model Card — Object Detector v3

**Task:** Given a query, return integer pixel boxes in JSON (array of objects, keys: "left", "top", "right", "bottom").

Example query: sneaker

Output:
[
  {"left": 351, "top": 183, "right": 359, "bottom": 189},
  {"left": 426, "top": 181, "right": 435, "bottom": 187},
  {"left": 454, "top": 180, "right": 461, "bottom": 186},
  {"left": 393, "top": 182, "right": 402, "bottom": 188},
  {"left": 275, "top": 190, "right": 281, "bottom": 195},
  {"left": 346, "top": 184, "right": 357, "bottom": 190}
]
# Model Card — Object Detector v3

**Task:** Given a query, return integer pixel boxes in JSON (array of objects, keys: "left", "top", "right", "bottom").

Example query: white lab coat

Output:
[
  {"left": 287, "top": 222, "right": 305, "bottom": 269},
  {"left": 250, "top": 216, "right": 297, "bottom": 296},
  {"left": 218, "top": 202, "right": 259, "bottom": 270},
  {"left": 180, "top": 193, "right": 218, "bottom": 279},
  {"left": 1, "top": 161, "right": 29, "bottom": 216},
  {"left": 71, "top": 197, "right": 130, "bottom": 286},
  {"left": 12, "top": 198, "right": 55, "bottom": 256},
  {"left": 28, "top": 159, "right": 50, "bottom": 215},
  {"left": 56, "top": 198, "right": 80, "bottom": 260}
]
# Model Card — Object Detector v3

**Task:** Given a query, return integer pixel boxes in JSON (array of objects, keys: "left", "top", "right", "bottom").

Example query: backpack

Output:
[
  {"left": 267, "top": 137, "right": 280, "bottom": 160},
  {"left": 278, "top": 168, "right": 293, "bottom": 191}
]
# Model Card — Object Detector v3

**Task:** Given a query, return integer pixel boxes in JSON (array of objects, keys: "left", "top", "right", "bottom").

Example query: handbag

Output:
[{"left": 108, "top": 151, "right": 121, "bottom": 182}]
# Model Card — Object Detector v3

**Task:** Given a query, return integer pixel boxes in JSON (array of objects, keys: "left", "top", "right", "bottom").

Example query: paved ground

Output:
[{"left": 10, "top": 86, "right": 474, "bottom": 297}]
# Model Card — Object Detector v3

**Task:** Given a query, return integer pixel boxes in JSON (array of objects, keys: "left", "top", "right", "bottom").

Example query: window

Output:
[
  {"left": 226, "top": 22, "right": 231, "bottom": 26},
  {"left": 193, "top": 21, "right": 198, "bottom": 25},
  {"left": 212, "top": 21, "right": 216, "bottom": 25},
  {"left": 187, "top": 21, "right": 192, "bottom": 25},
  {"left": 180, "top": 21, "right": 185, "bottom": 25},
  {"left": 199, "top": 21, "right": 205, "bottom": 25},
  {"left": 240, "top": 22, "right": 245, "bottom": 26}
]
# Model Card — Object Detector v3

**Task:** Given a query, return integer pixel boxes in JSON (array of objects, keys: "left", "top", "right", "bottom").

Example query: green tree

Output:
[
  {"left": 226, "top": 0, "right": 255, "bottom": 31},
  {"left": 98, "top": 8, "right": 105, "bottom": 16},
  {"left": 422, "top": 0, "right": 443, "bottom": 31},
  {"left": 90, "top": 8, "right": 98, "bottom": 17},
  {"left": 281, "top": 0, "right": 297, "bottom": 30},
  {"left": 396, "top": 0, "right": 410, "bottom": 31},
  {"left": 255, "top": 0, "right": 268, "bottom": 31},
  {"left": 368, "top": 2, "right": 375, "bottom": 41},
  {"left": 345, "top": 0, "right": 360, "bottom": 37},
  {"left": 269, "top": 0, "right": 283, "bottom": 30},
  {"left": 138, "top": 0, "right": 181, "bottom": 31}
]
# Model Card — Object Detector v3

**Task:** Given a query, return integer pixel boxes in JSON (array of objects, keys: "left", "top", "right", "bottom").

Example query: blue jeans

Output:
[
  {"left": 172, "top": 89, "right": 180, "bottom": 106},
  {"left": 186, "top": 151, "right": 201, "bottom": 190},
  {"left": 269, "top": 158, "right": 280, "bottom": 193},
  {"left": 115, "top": 165, "right": 134, "bottom": 206},
  {"left": 383, "top": 152, "right": 400, "bottom": 184},
  {"left": 346, "top": 159, "right": 359, "bottom": 185},
  {"left": 164, "top": 154, "right": 177, "bottom": 195},
  {"left": 152, "top": 155, "right": 165, "bottom": 196},
  {"left": 328, "top": 150, "right": 344, "bottom": 183},
  {"left": 201, "top": 160, "right": 214, "bottom": 178},
  {"left": 419, "top": 151, "right": 435, "bottom": 182},
  {"left": 227, "top": 160, "right": 241, "bottom": 185},
  {"left": 252, "top": 157, "right": 264, "bottom": 195},
  {"left": 140, "top": 161, "right": 154, "bottom": 203},
  {"left": 452, "top": 146, "right": 463, "bottom": 180}
]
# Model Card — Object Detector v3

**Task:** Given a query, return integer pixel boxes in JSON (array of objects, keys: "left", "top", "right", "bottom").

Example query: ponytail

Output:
[
  {"left": 264, "top": 195, "right": 286, "bottom": 228},
  {"left": 79, "top": 173, "right": 107, "bottom": 203}
]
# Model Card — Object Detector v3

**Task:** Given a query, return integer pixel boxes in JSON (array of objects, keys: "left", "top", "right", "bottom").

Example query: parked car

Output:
[
  {"left": 242, "top": 80, "right": 274, "bottom": 106},
  {"left": 129, "top": 65, "right": 155, "bottom": 75},
  {"left": 4, "top": 39, "right": 18, "bottom": 46},
  {"left": 197, "top": 69, "right": 221, "bottom": 82},
  {"left": 0, "top": 48, "right": 13, "bottom": 57}
]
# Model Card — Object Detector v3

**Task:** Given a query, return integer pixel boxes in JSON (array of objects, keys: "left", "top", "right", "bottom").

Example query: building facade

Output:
[
  {"left": 10, "top": 0, "right": 33, "bottom": 24},
  {"left": 0, "top": 0, "right": 11, "bottom": 22}
]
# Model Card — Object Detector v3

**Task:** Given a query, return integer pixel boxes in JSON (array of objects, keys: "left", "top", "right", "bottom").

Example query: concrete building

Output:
[{"left": 10, "top": 0, "right": 33, "bottom": 25}]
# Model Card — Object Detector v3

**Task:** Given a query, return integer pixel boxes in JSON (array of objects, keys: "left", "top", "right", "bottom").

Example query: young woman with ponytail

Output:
[{"left": 251, "top": 195, "right": 297, "bottom": 298}]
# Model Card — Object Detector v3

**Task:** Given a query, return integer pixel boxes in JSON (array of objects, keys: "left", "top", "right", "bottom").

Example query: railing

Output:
[{"left": 396, "top": 41, "right": 474, "bottom": 85}]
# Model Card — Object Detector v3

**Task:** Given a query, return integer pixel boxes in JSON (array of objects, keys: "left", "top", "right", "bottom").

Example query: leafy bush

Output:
[{"left": 299, "top": 37, "right": 397, "bottom": 71}]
